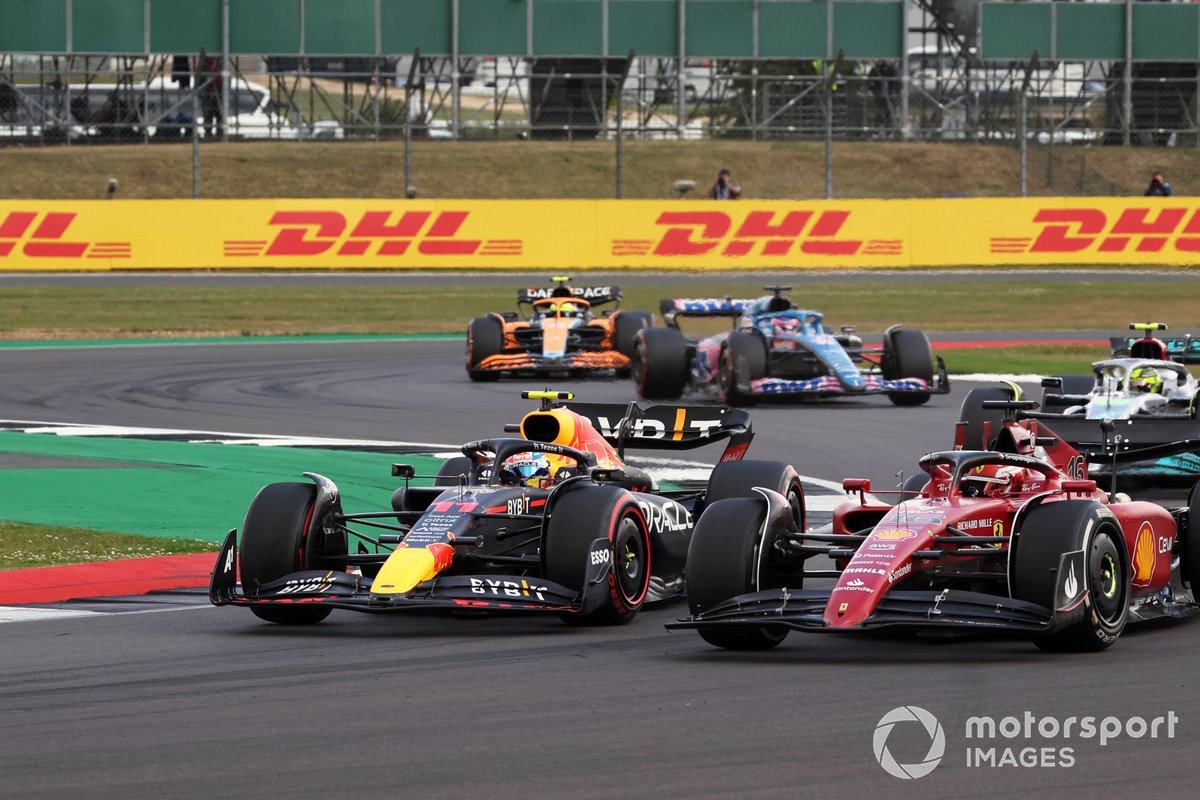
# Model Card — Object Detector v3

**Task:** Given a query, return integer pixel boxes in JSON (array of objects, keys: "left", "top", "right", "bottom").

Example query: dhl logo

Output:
[
  {"left": 225, "top": 210, "right": 523, "bottom": 258},
  {"left": 0, "top": 212, "right": 130, "bottom": 259},
  {"left": 612, "top": 210, "right": 903, "bottom": 258},
  {"left": 993, "top": 207, "right": 1200, "bottom": 254}
]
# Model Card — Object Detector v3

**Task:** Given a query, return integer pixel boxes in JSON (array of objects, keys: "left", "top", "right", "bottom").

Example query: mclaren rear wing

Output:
[
  {"left": 660, "top": 298, "right": 754, "bottom": 328},
  {"left": 567, "top": 401, "right": 753, "bottom": 462},
  {"left": 517, "top": 285, "right": 622, "bottom": 306}
]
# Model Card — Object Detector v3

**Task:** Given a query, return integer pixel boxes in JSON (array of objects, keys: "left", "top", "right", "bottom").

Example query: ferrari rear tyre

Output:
[
  {"left": 633, "top": 327, "right": 689, "bottom": 400},
  {"left": 543, "top": 485, "right": 651, "bottom": 625},
  {"left": 897, "top": 472, "right": 929, "bottom": 503},
  {"left": 1182, "top": 480, "right": 1200, "bottom": 594},
  {"left": 719, "top": 332, "right": 767, "bottom": 406},
  {"left": 466, "top": 316, "right": 504, "bottom": 382},
  {"left": 1012, "top": 501, "right": 1128, "bottom": 652},
  {"left": 958, "top": 385, "right": 1019, "bottom": 450},
  {"left": 686, "top": 498, "right": 788, "bottom": 650},
  {"left": 882, "top": 328, "right": 934, "bottom": 406},
  {"left": 704, "top": 460, "right": 805, "bottom": 534},
  {"left": 240, "top": 482, "right": 333, "bottom": 625}
]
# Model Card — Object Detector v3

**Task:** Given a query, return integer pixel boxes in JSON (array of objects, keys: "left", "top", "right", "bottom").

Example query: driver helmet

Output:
[
  {"left": 767, "top": 295, "right": 792, "bottom": 313},
  {"left": 1129, "top": 366, "right": 1163, "bottom": 394},
  {"left": 500, "top": 452, "right": 552, "bottom": 488},
  {"left": 960, "top": 464, "right": 1024, "bottom": 498}
]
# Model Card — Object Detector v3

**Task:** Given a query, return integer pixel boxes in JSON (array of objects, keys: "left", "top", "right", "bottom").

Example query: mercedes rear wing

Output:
[
  {"left": 1023, "top": 413, "right": 1200, "bottom": 464},
  {"left": 1109, "top": 335, "right": 1200, "bottom": 365},
  {"left": 659, "top": 298, "right": 753, "bottom": 328},
  {"left": 567, "top": 401, "right": 753, "bottom": 462}
]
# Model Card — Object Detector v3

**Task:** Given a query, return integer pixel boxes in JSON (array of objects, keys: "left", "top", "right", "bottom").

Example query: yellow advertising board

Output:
[{"left": 2, "top": 197, "right": 1199, "bottom": 270}]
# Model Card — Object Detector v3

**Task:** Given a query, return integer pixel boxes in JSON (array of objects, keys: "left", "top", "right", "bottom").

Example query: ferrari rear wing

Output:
[
  {"left": 567, "top": 401, "right": 753, "bottom": 461},
  {"left": 518, "top": 285, "right": 622, "bottom": 306},
  {"left": 1110, "top": 335, "right": 1200, "bottom": 364},
  {"left": 660, "top": 298, "right": 753, "bottom": 327}
]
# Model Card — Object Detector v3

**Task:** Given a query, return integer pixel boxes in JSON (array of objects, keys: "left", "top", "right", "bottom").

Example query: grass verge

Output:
[
  {"left": 2, "top": 140, "right": 1198, "bottom": 199},
  {"left": 0, "top": 279, "right": 1192, "bottom": 338},
  {"left": 943, "top": 345, "right": 1110, "bottom": 376},
  {"left": 0, "top": 521, "right": 219, "bottom": 571}
]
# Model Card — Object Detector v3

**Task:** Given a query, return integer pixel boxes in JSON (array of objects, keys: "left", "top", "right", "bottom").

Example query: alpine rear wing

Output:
[
  {"left": 660, "top": 298, "right": 753, "bottom": 328},
  {"left": 567, "top": 401, "right": 753, "bottom": 462},
  {"left": 517, "top": 285, "right": 622, "bottom": 306}
]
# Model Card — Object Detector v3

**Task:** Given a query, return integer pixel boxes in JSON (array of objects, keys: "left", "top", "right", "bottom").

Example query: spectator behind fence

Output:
[
  {"left": 1145, "top": 171, "right": 1173, "bottom": 197},
  {"left": 711, "top": 168, "right": 741, "bottom": 200},
  {"left": 199, "top": 46, "right": 223, "bottom": 137}
]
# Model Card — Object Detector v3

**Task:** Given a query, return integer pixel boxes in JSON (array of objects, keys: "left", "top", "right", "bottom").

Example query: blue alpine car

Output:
[{"left": 631, "top": 286, "right": 949, "bottom": 406}]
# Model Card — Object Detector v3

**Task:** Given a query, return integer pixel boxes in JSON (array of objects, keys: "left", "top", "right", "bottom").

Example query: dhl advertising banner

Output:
[{"left": 2, "top": 198, "right": 1199, "bottom": 270}]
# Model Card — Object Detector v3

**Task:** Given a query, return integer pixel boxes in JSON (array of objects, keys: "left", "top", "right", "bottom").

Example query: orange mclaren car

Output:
[{"left": 466, "top": 277, "right": 654, "bottom": 380}]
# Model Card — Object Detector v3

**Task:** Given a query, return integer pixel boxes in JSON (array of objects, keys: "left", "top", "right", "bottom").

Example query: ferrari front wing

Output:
[{"left": 667, "top": 588, "right": 1057, "bottom": 635}]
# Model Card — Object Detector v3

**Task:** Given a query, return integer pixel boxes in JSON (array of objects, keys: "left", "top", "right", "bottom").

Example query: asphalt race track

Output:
[{"left": 1, "top": 338, "right": 1198, "bottom": 799}]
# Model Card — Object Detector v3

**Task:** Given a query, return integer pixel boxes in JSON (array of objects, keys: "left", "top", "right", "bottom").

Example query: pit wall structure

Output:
[{"left": 1, "top": 198, "right": 1196, "bottom": 270}]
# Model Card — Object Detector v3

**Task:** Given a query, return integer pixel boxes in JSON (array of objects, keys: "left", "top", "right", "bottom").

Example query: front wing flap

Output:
[
  {"left": 473, "top": 350, "right": 630, "bottom": 373},
  {"left": 666, "top": 588, "right": 1055, "bottom": 634},
  {"left": 209, "top": 530, "right": 616, "bottom": 616}
]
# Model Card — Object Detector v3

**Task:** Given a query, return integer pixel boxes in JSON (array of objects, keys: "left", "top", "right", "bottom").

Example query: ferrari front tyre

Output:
[
  {"left": 466, "top": 316, "right": 503, "bottom": 382},
  {"left": 719, "top": 331, "right": 767, "bottom": 406},
  {"left": 686, "top": 498, "right": 788, "bottom": 650},
  {"left": 882, "top": 328, "right": 934, "bottom": 406},
  {"left": 957, "top": 385, "right": 1019, "bottom": 450},
  {"left": 1011, "top": 500, "right": 1129, "bottom": 652},
  {"left": 543, "top": 485, "right": 651, "bottom": 625},
  {"left": 239, "top": 482, "right": 333, "bottom": 625},
  {"left": 633, "top": 327, "right": 689, "bottom": 400},
  {"left": 614, "top": 311, "right": 654, "bottom": 358},
  {"left": 703, "top": 459, "right": 805, "bottom": 534}
]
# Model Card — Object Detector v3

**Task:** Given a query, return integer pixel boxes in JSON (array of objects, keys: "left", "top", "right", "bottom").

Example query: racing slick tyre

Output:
[
  {"left": 882, "top": 328, "right": 934, "bottom": 406},
  {"left": 434, "top": 456, "right": 475, "bottom": 486},
  {"left": 719, "top": 331, "right": 767, "bottom": 406},
  {"left": 614, "top": 311, "right": 654, "bottom": 359},
  {"left": 240, "top": 482, "right": 335, "bottom": 625},
  {"left": 896, "top": 472, "right": 930, "bottom": 503},
  {"left": 1011, "top": 501, "right": 1129, "bottom": 652},
  {"left": 703, "top": 460, "right": 806, "bottom": 534},
  {"left": 633, "top": 327, "right": 689, "bottom": 400},
  {"left": 466, "top": 316, "right": 504, "bottom": 382},
  {"left": 1182, "top": 480, "right": 1200, "bottom": 593},
  {"left": 958, "top": 385, "right": 1019, "bottom": 450},
  {"left": 543, "top": 484, "right": 652, "bottom": 625},
  {"left": 686, "top": 498, "right": 789, "bottom": 650}
]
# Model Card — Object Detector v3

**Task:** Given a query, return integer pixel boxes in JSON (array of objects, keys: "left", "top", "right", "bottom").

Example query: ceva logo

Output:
[{"left": 873, "top": 706, "right": 946, "bottom": 779}]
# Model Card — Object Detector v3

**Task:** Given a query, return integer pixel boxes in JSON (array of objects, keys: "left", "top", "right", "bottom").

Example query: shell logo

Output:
[
  {"left": 874, "top": 529, "right": 917, "bottom": 541},
  {"left": 1132, "top": 522, "right": 1156, "bottom": 586}
]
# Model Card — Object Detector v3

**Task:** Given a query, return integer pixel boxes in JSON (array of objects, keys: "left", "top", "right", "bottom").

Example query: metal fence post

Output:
[
  {"left": 221, "top": 0, "right": 230, "bottom": 142},
  {"left": 1123, "top": 0, "right": 1132, "bottom": 146},
  {"left": 192, "top": 89, "right": 200, "bottom": 198},
  {"left": 404, "top": 49, "right": 420, "bottom": 196}
]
